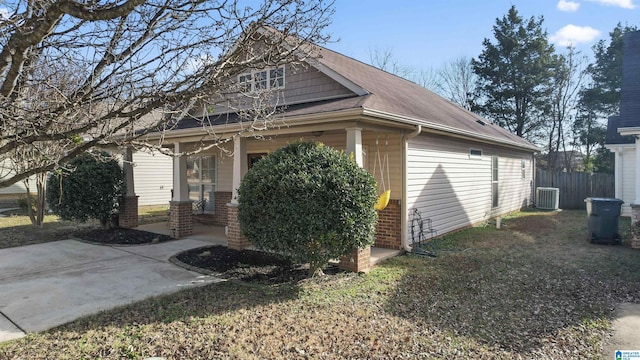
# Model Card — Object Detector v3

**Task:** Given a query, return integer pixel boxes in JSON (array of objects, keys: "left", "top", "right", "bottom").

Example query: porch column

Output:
[
  {"left": 227, "top": 136, "right": 251, "bottom": 249},
  {"left": 635, "top": 137, "right": 640, "bottom": 205},
  {"left": 119, "top": 147, "right": 139, "bottom": 228},
  {"left": 340, "top": 127, "right": 370, "bottom": 272},
  {"left": 170, "top": 142, "right": 192, "bottom": 238},
  {"left": 346, "top": 127, "right": 364, "bottom": 167},
  {"left": 614, "top": 147, "right": 623, "bottom": 200}
]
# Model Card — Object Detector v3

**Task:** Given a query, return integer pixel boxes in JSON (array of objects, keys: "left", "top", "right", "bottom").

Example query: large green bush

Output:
[
  {"left": 238, "top": 141, "right": 378, "bottom": 276},
  {"left": 47, "top": 152, "right": 125, "bottom": 228}
]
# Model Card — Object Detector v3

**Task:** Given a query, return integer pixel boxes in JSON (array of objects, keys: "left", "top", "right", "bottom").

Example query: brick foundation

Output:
[
  {"left": 119, "top": 195, "right": 139, "bottom": 228},
  {"left": 227, "top": 203, "right": 251, "bottom": 250},
  {"left": 631, "top": 204, "right": 640, "bottom": 225},
  {"left": 214, "top": 192, "right": 232, "bottom": 226},
  {"left": 338, "top": 246, "right": 371, "bottom": 273},
  {"left": 374, "top": 199, "right": 402, "bottom": 249},
  {"left": 170, "top": 201, "right": 193, "bottom": 238}
]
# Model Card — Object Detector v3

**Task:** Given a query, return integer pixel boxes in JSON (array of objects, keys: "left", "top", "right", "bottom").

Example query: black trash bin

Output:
[{"left": 585, "top": 197, "right": 624, "bottom": 244}]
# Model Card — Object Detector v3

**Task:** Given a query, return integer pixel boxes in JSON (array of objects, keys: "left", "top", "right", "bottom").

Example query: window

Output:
[
  {"left": 269, "top": 67, "right": 284, "bottom": 88},
  {"left": 492, "top": 155, "right": 499, "bottom": 208},
  {"left": 521, "top": 159, "right": 526, "bottom": 179},
  {"left": 469, "top": 149, "right": 482, "bottom": 158},
  {"left": 238, "top": 73, "right": 252, "bottom": 92},
  {"left": 248, "top": 153, "right": 267, "bottom": 169},
  {"left": 237, "top": 66, "right": 285, "bottom": 92},
  {"left": 186, "top": 155, "right": 216, "bottom": 213}
]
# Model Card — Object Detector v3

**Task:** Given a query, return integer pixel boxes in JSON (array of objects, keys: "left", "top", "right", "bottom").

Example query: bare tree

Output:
[
  {"left": 0, "top": 0, "right": 334, "bottom": 189},
  {"left": 545, "top": 47, "right": 587, "bottom": 172},
  {"left": 368, "top": 47, "right": 440, "bottom": 92},
  {"left": 368, "top": 47, "right": 415, "bottom": 80},
  {"left": 436, "top": 56, "right": 477, "bottom": 110}
]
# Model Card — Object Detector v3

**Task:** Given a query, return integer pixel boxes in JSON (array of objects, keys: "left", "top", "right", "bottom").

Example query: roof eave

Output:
[
  {"left": 618, "top": 126, "right": 640, "bottom": 136},
  {"left": 361, "top": 108, "right": 540, "bottom": 152}
]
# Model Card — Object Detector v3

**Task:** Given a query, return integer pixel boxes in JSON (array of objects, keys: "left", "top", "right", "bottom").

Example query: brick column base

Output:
[
  {"left": 227, "top": 203, "right": 251, "bottom": 250},
  {"left": 630, "top": 204, "right": 640, "bottom": 249},
  {"left": 119, "top": 195, "right": 139, "bottom": 228},
  {"left": 339, "top": 246, "right": 371, "bottom": 273},
  {"left": 375, "top": 199, "right": 402, "bottom": 249},
  {"left": 170, "top": 201, "right": 193, "bottom": 238}
]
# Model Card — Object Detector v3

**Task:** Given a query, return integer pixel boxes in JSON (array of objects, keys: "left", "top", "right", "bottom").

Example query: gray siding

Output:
[
  {"left": 282, "top": 64, "right": 354, "bottom": 104},
  {"left": 194, "top": 64, "right": 355, "bottom": 117},
  {"left": 407, "top": 133, "right": 534, "bottom": 239}
]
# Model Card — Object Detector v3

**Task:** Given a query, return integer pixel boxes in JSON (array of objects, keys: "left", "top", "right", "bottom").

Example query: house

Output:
[
  {"left": 123, "top": 29, "right": 539, "bottom": 271},
  {"left": 605, "top": 30, "right": 640, "bottom": 218},
  {"left": 0, "top": 161, "right": 37, "bottom": 207},
  {"left": 538, "top": 150, "right": 585, "bottom": 172}
]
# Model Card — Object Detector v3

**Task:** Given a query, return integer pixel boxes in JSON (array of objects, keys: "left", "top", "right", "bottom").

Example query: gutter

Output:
[{"left": 401, "top": 125, "right": 422, "bottom": 252}]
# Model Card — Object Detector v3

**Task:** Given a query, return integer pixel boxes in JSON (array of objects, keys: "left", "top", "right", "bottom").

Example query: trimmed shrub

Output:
[
  {"left": 47, "top": 151, "right": 125, "bottom": 228},
  {"left": 237, "top": 141, "right": 378, "bottom": 276}
]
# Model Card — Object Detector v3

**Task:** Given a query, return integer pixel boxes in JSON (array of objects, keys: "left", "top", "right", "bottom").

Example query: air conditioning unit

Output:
[{"left": 536, "top": 187, "right": 559, "bottom": 210}]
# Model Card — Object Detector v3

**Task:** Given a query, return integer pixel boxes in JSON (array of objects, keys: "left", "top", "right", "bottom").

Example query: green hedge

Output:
[
  {"left": 47, "top": 151, "right": 124, "bottom": 228},
  {"left": 237, "top": 141, "right": 378, "bottom": 276}
]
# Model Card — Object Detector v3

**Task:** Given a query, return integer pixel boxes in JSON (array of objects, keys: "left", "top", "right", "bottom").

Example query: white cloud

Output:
[
  {"left": 0, "top": 8, "right": 9, "bottom": 19},
  {"left": 550, "top": 25, "right": 601, "bottom": 46},
  {"left": 557, "top": 0, "right": 581, "bottom": 11},
  {"left": 586, "top": 0, "right": 636, "bottom": 9}
]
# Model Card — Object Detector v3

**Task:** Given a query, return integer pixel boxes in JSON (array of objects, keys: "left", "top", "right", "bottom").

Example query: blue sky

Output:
[{"left": 325, "top": 0, "right": 638, "bottom": 70}]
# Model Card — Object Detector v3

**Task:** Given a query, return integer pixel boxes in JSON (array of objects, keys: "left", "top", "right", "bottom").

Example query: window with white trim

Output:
[
  {"left": 521, "top": 159, "right": 526, "bottom": 179},
  {"left": 186, "top": 155, "right": 216, "bottom": 213},
  {"left": 237, "top": 66, "right": 285, "bottom": 92},
  {"left": 469, "top": 148, "right": 482, "bottom": 159}
]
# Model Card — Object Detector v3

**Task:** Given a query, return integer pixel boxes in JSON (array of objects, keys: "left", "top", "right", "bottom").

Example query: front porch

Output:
[
  {"left": 137, "top": 222, "right": 402, "bottom": 269},
  {"left": 121, "top": 125, "right": 407, "bottom": 272}
]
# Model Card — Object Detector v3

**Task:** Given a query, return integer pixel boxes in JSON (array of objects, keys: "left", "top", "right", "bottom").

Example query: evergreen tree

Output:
[{"left": 472, "top": 6, "right": 556, "bottom": 142}]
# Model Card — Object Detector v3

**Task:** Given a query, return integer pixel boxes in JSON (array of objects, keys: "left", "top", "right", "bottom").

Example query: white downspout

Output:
[{"left": 402, "top": 125, "right": 422, "bottom": 252}]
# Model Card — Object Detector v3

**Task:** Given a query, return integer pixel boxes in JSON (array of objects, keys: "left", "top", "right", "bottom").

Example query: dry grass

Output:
[
  {"left": 1, "top": 210, "right": 639, "bottom": 359},
  {"left": 0, "top": 205, "right": 170, "bottom": 249}
]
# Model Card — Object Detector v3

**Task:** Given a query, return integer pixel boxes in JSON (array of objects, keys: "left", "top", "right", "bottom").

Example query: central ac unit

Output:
[{"left": 536, "top": 187, "right": 559, "bottom": 210}]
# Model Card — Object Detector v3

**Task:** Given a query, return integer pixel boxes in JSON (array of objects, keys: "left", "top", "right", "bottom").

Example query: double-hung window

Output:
[
  {"left": 492, "top": 156, "right": 499, "bottom": 208},
  {"left": 186, "top": 155, "right": 216, "bottom": 213}
]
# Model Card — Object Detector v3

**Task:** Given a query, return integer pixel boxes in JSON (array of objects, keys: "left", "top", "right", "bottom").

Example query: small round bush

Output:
[
  {"left": 237, "top": 141, "right": 378, "bottom": 276},
  {"left": 47, "top": 151, "right": 125, "bottom": 228}
]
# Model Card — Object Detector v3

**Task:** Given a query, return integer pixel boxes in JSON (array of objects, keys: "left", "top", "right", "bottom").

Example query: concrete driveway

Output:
[{"left": 0, "top": 238, "right": 222, "bottom": 342}]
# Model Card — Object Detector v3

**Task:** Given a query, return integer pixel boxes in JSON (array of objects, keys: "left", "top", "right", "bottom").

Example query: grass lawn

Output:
[
  {"left": 0, "top": 205, "right": 169, "bottom": 249},
  {"left": 1, "top": 210, "right": 640, "bottom": 359}
]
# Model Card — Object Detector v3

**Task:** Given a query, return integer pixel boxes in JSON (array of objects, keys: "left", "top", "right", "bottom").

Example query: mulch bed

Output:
[
  {"left": 173, "top": 245, "right": 342, "bottom": 285},
  {"left": 75, "top": 227, "right": 342, "bottom": 284},
  {"left": 74, "top": 228, "right": 174, "bottom": 245}
]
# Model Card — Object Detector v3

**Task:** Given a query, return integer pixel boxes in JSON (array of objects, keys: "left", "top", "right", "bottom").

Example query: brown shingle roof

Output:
[{"left": 310, "top": 45, "right": 537, "bottom": 150}]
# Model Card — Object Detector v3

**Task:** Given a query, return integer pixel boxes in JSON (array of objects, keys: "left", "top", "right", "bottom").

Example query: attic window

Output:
[
  {"left": 469, "top": 149, "right": 482, "bottom": 159},
  {"left": 238, "top": 66, "right": 285, "bottom": 92},
  {"left": 476, "top": 119, "right": 487, "bottom": 126}
]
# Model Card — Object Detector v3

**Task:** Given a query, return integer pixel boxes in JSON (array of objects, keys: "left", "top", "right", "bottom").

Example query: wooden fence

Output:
[{"left": 535, "top": 170, "right": 615, "bottom": 210}]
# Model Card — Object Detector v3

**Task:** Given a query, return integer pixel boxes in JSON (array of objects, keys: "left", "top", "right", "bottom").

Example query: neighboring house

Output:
[
  {"left": 538, "top": 151, "right": 585, "bottom": 172},
  {"left": 126, "top": 29, "right": 538, "bottom": 271},
  {"left": 0, "top": 160, "right": 37, "bottom": 206},
  {"left": 605, "top": 31, "right": 640, "bottom": 218},
  {"left": 123, "top": 150, "right": 173, "bottom": 207}
]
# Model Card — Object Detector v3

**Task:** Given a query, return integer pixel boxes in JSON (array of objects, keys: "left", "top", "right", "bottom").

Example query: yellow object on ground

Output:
[{"left": 375, "top": 190, "right": 391, "bottom": 211}]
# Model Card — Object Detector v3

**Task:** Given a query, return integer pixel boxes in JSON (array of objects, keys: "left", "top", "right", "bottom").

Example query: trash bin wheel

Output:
[
  {"left": 590, "top": 232, "right": 597, "bottom": 244},
  {"left": 613, "top": 233, "right": 621, "bottom": 245}
]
